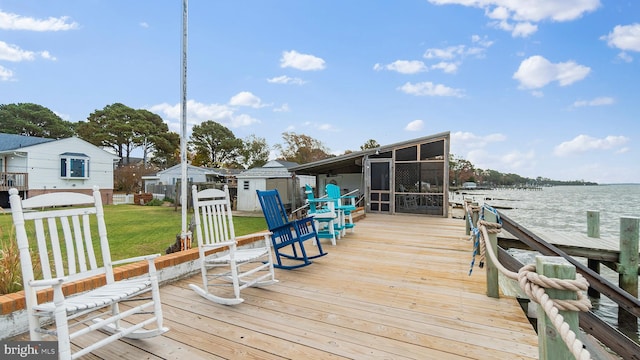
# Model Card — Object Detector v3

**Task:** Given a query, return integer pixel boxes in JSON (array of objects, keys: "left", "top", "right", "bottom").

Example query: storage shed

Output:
[{"left": 236, "top": 160, "right": 315, "bottom": 212}]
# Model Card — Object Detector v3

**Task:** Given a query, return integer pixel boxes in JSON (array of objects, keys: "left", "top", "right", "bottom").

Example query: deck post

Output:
[
  {"left": 536, "top": 256, "right": 578, "bottom": 360},
  {"left": 618, "top": 216, "right": 639, "bottom": 333},
  {"left": 586, "top": 210, "right": 601, "bottom": 298},
  {"left": 484, "top": 209, "right": 499, "bottom": 298}
]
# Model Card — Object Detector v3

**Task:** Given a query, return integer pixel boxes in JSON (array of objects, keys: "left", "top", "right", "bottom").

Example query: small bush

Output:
[
  {"left": 163, "top": 197, "right": 175, "bottom": 203},
  {"left": 145, "top": 198, "right": 165, "bottom": 206},
  {"left": 0, "top": 225, "right": 41, "bottom": 295}
]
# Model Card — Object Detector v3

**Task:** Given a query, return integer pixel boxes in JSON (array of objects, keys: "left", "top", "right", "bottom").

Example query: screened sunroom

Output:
[{"left": 289, "top": 131, "right": 450, "bottom": 217}]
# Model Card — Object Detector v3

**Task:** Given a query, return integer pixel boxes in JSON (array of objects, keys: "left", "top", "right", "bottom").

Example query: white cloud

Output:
[
  {"left": 0, "top": 10, "right": 79, "bottom": 31},
  {"left": 424, "top": 45, "right": 466, "bottom": 60},
  {"left": 572, "top": 96, "right": 614, "bottom": 108},
  {"left": 513, "top": 55, "right": 590, "bottom": 89},
  {"left": 229, "top": 113, "right": 260, "bottom": 127},
  {"left": 267, "top": 75, "right": 306, "bottom": 85},
  {"left": 0, "top": 65, "right": 14, "bottom": 81},
  {"left": 273, "top": 103, "right": 290, "bottom": 112},
  {"left": 280, "top": 50, "right": 326, "bottom": 71},
  {"left": 601, "top": 23, "right": 640, "bottom": 52},
  {"left": 374, "top": 60, "right": 428, "bottom": 74},
  {"left": 140, "top": 22, "right": 149, "bottom": 28},
  {"left": 0, "top": 41, "right": 56, "bottom": 62},
  {"left": 422, "top": 36, "right": 492, "bottom": 73},
  {"left": 431, "top": 61, "right": 459, "bottom": 73},
  {"left": 451, "top": 131, "right": 506, "bottom": 149},
  {"left": 398, "top": 81, "right": 464, "bottom": 97},
  {"left": 0, "top": 41, "right": 35, "bottom": 62},
  {"left": 405, "top": 120, "right": 424, "bottom": 131},
  {"left": 229, "top": 91, "right": 267, "bottom": 108},
  {"left": 429, "top": 0, "right": 600, "bottom": 37},
  {"left": 554, "top": 134, "right": 629, "bottom": 156},
  {"left": 617, "top": 52, "right": 633, "bottom": 63}
]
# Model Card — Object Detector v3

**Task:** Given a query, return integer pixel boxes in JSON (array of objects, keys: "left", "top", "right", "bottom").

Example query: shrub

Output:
[{"left": 145, "top": 198, "right": 165, "bottom": 206}]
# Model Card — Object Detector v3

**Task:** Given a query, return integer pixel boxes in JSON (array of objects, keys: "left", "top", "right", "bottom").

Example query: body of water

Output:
[{"left": 451, "top": 184, "right": 640, "bottom": 342}]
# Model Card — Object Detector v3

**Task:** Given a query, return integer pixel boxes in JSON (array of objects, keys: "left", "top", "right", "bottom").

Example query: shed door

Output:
[{"left": 366, "top": 159, "right": 391, "bottom": 213}]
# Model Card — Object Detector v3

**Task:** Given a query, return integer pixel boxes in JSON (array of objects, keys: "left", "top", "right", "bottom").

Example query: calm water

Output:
[{"left": 451, "top": 184, "right": 640, "bottom": 341}]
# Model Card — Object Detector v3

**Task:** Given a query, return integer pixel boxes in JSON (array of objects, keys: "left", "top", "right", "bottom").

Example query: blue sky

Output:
[{"left": 1, "top": 1, "right": 639, "bottom": 184}]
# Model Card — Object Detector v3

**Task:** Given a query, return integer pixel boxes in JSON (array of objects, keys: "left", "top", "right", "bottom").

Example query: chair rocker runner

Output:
[
  {"left": 256, "top": 189, "right": 328, "bottom": 269},
  {"left": 189, "top": 185, "right": 278, "bottom": 305},
  {"left": 9, "top": 187, "right": 168, "bottom": 360}
]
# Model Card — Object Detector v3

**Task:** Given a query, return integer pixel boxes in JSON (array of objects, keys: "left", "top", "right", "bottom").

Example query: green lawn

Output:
[{"left": 0, "top": 204, "right": 268, "bottom": 261}]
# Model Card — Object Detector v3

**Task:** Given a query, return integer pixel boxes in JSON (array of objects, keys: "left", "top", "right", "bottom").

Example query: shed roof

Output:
[{"left": 236, "top": 159, "right": 299, "bottom": 178}]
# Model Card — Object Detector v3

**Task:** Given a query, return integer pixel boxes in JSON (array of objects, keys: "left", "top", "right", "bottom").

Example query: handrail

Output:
[{"left": 497, "top": 211, "right": 640, "bottom": 360}]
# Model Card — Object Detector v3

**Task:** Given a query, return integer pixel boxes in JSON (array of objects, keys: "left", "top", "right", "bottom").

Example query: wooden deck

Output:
[{"left": 27, "top": 214, "right": 541, "bottom": 359}]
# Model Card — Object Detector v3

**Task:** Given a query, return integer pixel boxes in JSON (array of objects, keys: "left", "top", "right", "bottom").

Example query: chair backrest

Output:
[
  {"left": 9, "top": 187, "right": 115, "bottom": 288},
  {"left": 192, "top": 185, "right": 235, "bottom": 248},
  {"left": 325, "top": 184, "right": 343, "bottom": 207},
  {"left": 304, "top": 184, "right": 320, "bottom": 214},
  {"left": 256, "top": 189, "right": 290, "bottom": 230}
]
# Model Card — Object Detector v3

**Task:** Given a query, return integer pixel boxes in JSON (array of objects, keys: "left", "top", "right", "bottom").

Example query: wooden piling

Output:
[
  {"left": 586, "top": 210, "right": 601, "bottom": 298},
  {"left": 536, "top": 256, "right": 579, "bottom": 360},
  {"left": 618, "top": 216, "right": 639, "bottom": 333}
]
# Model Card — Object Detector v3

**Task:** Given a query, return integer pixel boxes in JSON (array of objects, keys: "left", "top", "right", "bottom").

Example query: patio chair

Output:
[
  {"left": 189, "top": 185, "right": 278, "bottom": 305},
  {"left": 9, "top": 187, "right": 168, "bottom": 360},
  {"left": 325, "top": 184, "right": 358, "bottom": 235},
  {"left": 304, "top": 184, "right": 340, "bottom": 245},
  {"left": 256, "top": 189, "right": 328, "bottom": 269}
]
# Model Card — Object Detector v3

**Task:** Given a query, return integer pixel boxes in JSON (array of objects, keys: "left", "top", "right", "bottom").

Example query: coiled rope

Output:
[{"left": 466, "top": 202, "right": 593, "bottom": 360}]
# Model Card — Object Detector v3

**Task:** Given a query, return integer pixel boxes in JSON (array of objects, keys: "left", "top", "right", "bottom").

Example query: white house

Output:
[
  {"left": 236, "top": 160, "right": 315, "bottom": 212},
  {"left": 0, "top": 133, "right": 120, "bottom": 207}
]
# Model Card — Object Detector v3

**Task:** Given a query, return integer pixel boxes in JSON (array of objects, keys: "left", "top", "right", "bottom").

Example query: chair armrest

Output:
[
  {"left": 29, "top": 277, "right": 67, "bottom": 288},
  {"left": 112, "top": 254, "right": 160, "bottom": 266},
  {"left": 236, "top": 231, "right": 272, "bottom": 242}
]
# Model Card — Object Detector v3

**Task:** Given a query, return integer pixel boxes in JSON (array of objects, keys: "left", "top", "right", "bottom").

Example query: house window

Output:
[
  {"left": 60, "top": 153, "right": 90, "bottom": 179},
  {"left": 243, "top": 181, "right": 250, "bottom": 190}
]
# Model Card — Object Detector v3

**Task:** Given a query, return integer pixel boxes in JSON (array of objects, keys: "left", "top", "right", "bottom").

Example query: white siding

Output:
[
  {"left": 12, "top": 137, "right": 117, "bottom": 191},
  {"left": 236, "top": 178, "right": 266, "bottom": 211}
]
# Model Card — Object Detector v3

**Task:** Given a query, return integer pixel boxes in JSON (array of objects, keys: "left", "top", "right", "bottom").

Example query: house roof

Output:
[
  {"left": 0, "top": 133, "right": 55, "bottom": 152},
  {"left": 290, "top": 131, "right": 450, "bottom": 175}
]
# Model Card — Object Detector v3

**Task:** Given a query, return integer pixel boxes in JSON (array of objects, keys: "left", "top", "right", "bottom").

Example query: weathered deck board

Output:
[{"left": 19, "top": 213, "right": 541, "bottom": 359}]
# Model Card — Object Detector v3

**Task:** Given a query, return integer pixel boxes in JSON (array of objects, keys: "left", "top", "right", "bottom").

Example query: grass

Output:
[{"left": 0, "top": 204, "right": 268, "bottom": 294}]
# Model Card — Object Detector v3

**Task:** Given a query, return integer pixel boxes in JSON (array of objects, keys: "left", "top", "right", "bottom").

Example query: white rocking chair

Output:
[
  {"left": 189, "top": 185, "right": 278, "bottom": 305},
  {"left": 9, "top": 187, "right": 168, "bottom": 360}
]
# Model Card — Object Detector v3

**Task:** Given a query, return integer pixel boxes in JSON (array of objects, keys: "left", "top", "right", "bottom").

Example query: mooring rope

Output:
[{"left": 465, "top": 203, "right": 593, "bottom": 360}]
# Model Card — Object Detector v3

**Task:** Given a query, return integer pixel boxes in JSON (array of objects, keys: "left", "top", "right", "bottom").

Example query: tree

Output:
[
  {"left": 76, "top": 103, "right": 140, "bottom": 165},
  {"left": 449, "top": 154, "right": 474, "bottom": 186},
  {"left": 135, "top": 110, "right": 177, "bottom": 167},
  {"left": 0, "top": 103, "right": 75, "bottom": 138},
  {"left": 275, "top": 132, "right": 331, "bottom": 164},
  {"left": 189, "top": 121, "right": 243, "bottom": 167},
  {"left": 360, "top": 139, "right": 380, "bottom": 151},
  {"left": 239, "top": 135, "right": 270, "bottom": 169},
  {"left": 148, "top": 131, "right": 181, "bottom": 169}
]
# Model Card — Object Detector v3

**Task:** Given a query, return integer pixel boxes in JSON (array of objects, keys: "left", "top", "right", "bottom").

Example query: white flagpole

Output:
[{"left": 180, "top": 0, "right": 190, "bottom": 248}]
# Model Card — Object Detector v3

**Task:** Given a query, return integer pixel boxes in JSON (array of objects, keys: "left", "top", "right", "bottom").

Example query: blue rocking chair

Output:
[{"left": 256, "top": 189, "right": 328, "bottom": 269}]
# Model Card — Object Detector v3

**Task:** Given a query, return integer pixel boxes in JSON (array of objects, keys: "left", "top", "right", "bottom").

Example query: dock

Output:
[{"left": 13, "top": 213, "right": 539, "bottom": 359}]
